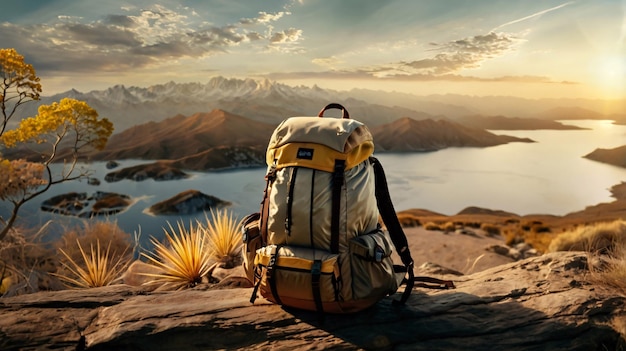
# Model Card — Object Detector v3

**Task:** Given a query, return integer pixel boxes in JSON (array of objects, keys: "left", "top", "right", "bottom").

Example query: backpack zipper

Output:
[{"left": 285, "top": 167, "right": 298, "bottom": 238}]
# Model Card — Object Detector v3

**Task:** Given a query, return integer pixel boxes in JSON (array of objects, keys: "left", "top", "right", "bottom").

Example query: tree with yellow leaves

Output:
[
  {"left": 0, "top": 48, "right": 42, "bottom": 136},
  {"left": 0, "top": 48, "right": 113, "bottom": 241}
]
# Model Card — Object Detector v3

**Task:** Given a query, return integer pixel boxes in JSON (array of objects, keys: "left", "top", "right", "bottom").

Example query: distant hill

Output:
[
  {"left": 90, "top": 109, "right": 275, "bottom": 161},
  {"left": 584, "top": 145, "right": 626, "bottom": 168},
  {"left": 535, "top": 106, "right": 606, "bottom": 120},
  {"left": 75, "top": 110, "right": 536, "bottom": 170},
  {"left": 371, "top": 117, "right": 534, "bottom": 152},
  {"left": 455, "top": 115, "right": 585, "bottom": 130}
]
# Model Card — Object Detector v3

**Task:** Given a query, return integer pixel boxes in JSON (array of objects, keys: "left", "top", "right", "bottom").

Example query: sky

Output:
[{"left": 0, "top": 0, "right": 624, "bottom": 99}]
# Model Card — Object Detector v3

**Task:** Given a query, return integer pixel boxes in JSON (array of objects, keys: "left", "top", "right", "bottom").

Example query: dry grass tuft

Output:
[
  {"left": 141, "top": 220, "right": 213, "bottom": 290},
  {"left": 548, "top": 220, "right": 626, "bottom": 254},
  {"left": 55, "top": 220, "right": 134, "bottom": 264},
  {"left": 55, "top": 239, "right": 130, "bottom": 288},
  {"left": 591, "top": 244, "right": 626, "bottom": 293},
  {"left": 424, "top": 222, "right": 442, "bottom": 231},
  {"left": 442, "top": 221, "right": 456, "bottom": 233},
  {"left": 201, "top": 208, "right": 243, "bottom": 268},
  {"left": 0, "top": 223, "right": 62, "bottom": 296}
]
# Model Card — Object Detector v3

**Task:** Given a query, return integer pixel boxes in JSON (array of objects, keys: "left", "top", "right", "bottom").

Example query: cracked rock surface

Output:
[{"left": 1, "top": 251, "right": 625, "bottom": 350}]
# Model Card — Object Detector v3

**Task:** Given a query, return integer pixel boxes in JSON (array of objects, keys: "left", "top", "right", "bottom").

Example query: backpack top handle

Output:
[{"left": 318, "top": 103, "right": 350, "bottom": 119}]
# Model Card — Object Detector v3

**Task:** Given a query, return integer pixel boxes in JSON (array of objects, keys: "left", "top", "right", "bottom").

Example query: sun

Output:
[{"left": 590, "top": 55, "right": 625, "bottom": 98}]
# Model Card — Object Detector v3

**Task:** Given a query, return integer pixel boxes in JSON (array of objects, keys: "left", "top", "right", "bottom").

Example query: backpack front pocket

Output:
[{"left": 254, "top": 245, "right": 340, "bottom": 306}]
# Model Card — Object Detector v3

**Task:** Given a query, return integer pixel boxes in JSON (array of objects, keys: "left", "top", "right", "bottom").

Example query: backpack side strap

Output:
[
  {"left": 370, "top": 157, "right": 455, "bottom": 305},
  {"left": 369, "top": 157, "right": 413, "bottom": 267}
]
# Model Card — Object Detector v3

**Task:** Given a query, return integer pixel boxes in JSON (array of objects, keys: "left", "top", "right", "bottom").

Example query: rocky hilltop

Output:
[
  {"left": 40, "top": 191, "right": 131, "bottom": 218},
  {"left": 1, "top": 251, "right": 624, "bottom": 350},
  {"left": 92, "top": 109, "right": 275, "bottom": 161},
  {"left": 371, "top": 117, "right": 534, "bottom": 152},
  {"left": 455, "top": 115, "right": 586, "bottom": 130},
  {"left": 584, "top": 145, "right": 626, "bottom": 169}
]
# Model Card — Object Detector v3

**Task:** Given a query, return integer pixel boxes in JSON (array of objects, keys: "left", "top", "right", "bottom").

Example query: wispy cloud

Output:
[
  {"left": 266, "top": 70, "right": 576, "bottom": 85},
  {"left": 305, "top": 31, "right": 523, "bottom": 80},
  {"left": 492, "top": 1, "right": 575, "bottom": 31}
]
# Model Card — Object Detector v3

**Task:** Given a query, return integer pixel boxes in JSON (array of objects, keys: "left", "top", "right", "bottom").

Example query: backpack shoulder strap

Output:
[{"left": 369, "top": 157, "right": 455, "bottom": 305}]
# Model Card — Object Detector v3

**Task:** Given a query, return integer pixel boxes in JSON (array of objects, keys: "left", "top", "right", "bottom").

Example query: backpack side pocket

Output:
[
  {"left": 241, "top": 212, "right": 262, "bottom": 283},
  {"left": 349, "top": 229, "right": 399, "bottom": 300}
]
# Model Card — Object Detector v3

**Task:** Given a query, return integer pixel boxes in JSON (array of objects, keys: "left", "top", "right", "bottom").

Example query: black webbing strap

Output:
[
  {"left": 330, "top": 159, "right": 345, "bottom": 254},
  {"left": 311, "top": 260, "right": 324, "bottom": 316},
  {"left": 259, "top": 166, "right": 277, "bottom": 243},
  {"left": 414, "top": 276, "right": 456, "bottom": 289},
  {"left": 370, "top": 158, "right": 413, "bottom": 265},
  {"left": 266, "top": 248, "right": 282, "bottom": 305},
  {"left": 249, "top": 266, "right": 263, "bottom": 304},
  {"left": 370, "top": 156, "right": 415, "bottom": 304},
  {"left": 370, "top": 156, "right": 455, "bottom": 304}
]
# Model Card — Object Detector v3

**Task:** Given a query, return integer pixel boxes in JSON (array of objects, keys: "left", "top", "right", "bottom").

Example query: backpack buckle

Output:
[{"left": 374, "top": 246, "right": 384, "bottom": 262}]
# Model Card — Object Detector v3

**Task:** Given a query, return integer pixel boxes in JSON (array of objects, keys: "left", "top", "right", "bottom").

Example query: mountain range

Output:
[
  {"left": 4, "top": 76, "right": 625, "bottom": 170},
  {"left": 10, "top": 76, "right": 625, "bottom": 135}
]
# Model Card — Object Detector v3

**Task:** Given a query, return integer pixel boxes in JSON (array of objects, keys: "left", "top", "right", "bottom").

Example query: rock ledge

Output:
[{"left": 1, "top": 252, "right": 624, "bottom": 350}]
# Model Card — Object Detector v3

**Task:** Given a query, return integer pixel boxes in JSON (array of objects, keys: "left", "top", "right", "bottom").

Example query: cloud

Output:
[
  {"left": 270, "top": 29, "right": 576, "bottom": 85},
  {"left": 269, "top": 28, "right": 302, "bottom": 43},
  {"left": 299, "top": 31, "right": 523, "bottom": 81},
  {"left": 240, "top": 11, "right": 289, "bottom": 25},
  {"left": 0, "top": 5, "right": 303, "bottom": 74},
  {"left": 312, "top": 56, "right": 343, "bottom": 68},
  {"left": 398, "top": 32, "right": 520, "bottom": 75}
]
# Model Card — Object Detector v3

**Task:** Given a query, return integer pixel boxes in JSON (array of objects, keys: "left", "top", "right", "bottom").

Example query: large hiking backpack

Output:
[{"left": 242, "top": 103, "right": 454, "bottom": 314}]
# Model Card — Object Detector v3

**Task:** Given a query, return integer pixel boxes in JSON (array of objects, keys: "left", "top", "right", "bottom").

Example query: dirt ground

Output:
[{"left": 402, "top": 226, "right": 514, "bottom": 275}]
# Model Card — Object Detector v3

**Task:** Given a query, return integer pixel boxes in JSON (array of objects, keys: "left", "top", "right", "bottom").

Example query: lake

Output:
[{"left": 2, "top": 119, "right": 626, "bottom": 242}]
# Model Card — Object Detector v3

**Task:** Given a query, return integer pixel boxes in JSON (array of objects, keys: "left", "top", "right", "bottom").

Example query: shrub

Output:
[
  {"left": 141, "top": 220, "right": 212, "bottom": 290},
  {"left": 424, "top": 222, "right": 442, "bottom": 231},
  {"left": 201, "top": 208, "right": 242, "bottom": 268},
  {"left": 480, "top": 223, "right": 501, "bottom": 236},
  {"left": 55, "top": 221, "right": 134, "bottom": 264},
  {"left": 55, "top": 239, "right": 130, "bottom": 288},
  {"left": 548, "top": 220, "right": 626, "bottom": 253},
  {"left": 532, "top": 225, "right": 551, "bottom": 233},
  {"left": 442, "top": 221, "right": 456, "bottom": 233},
  {"left": 0, "top": 224, "right": 62, "bottom": 296},
  {"left": 504, "top": 229, "right": 523, "bottom": 246}
]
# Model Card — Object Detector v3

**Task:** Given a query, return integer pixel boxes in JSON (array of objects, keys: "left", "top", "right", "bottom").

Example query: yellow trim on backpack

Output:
[
  {"left": 255, "top": 254, "right": 337, "bottom": 274},
  {"left": 267, "top": 141, "right": 374, "bottom": 172}
]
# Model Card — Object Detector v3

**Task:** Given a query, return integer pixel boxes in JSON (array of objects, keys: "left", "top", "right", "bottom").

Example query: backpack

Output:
[{"left": 241, "top": 103, "right": 454, "bottom": 314}]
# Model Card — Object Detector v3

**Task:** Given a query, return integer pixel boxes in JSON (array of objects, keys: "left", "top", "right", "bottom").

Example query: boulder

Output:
[
  {"left": 148, "top": 189, "right": 230, "bottom": 215},
  {"left": 0, "top": 252, "right": 624, "bottom": 350},
  {"left": 104, "top": 162, "right": 188, "bottom": 182},
  {"left": 40, "top": 191, "right": 131, "bottom": 218}
]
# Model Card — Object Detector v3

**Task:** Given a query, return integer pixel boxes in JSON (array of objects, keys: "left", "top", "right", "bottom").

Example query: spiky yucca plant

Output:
[
  {"left": 202, "top": 208, "right": 242, "bottom": 268},
  {"left": 56, "top": 239, "right": 130, "bottom": 288},
  {"left": 141, "top": 220, "right": 212, "bottom": 290}
]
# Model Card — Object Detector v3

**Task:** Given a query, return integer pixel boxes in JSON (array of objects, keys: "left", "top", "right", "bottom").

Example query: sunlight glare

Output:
[{"left": 590, "top": 55, "right": 626, "bottom": 98}]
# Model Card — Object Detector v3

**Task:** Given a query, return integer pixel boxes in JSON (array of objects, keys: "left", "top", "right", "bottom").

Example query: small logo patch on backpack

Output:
[{"left": 296, "top": 148, "right": 314, "bottom": 160}]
